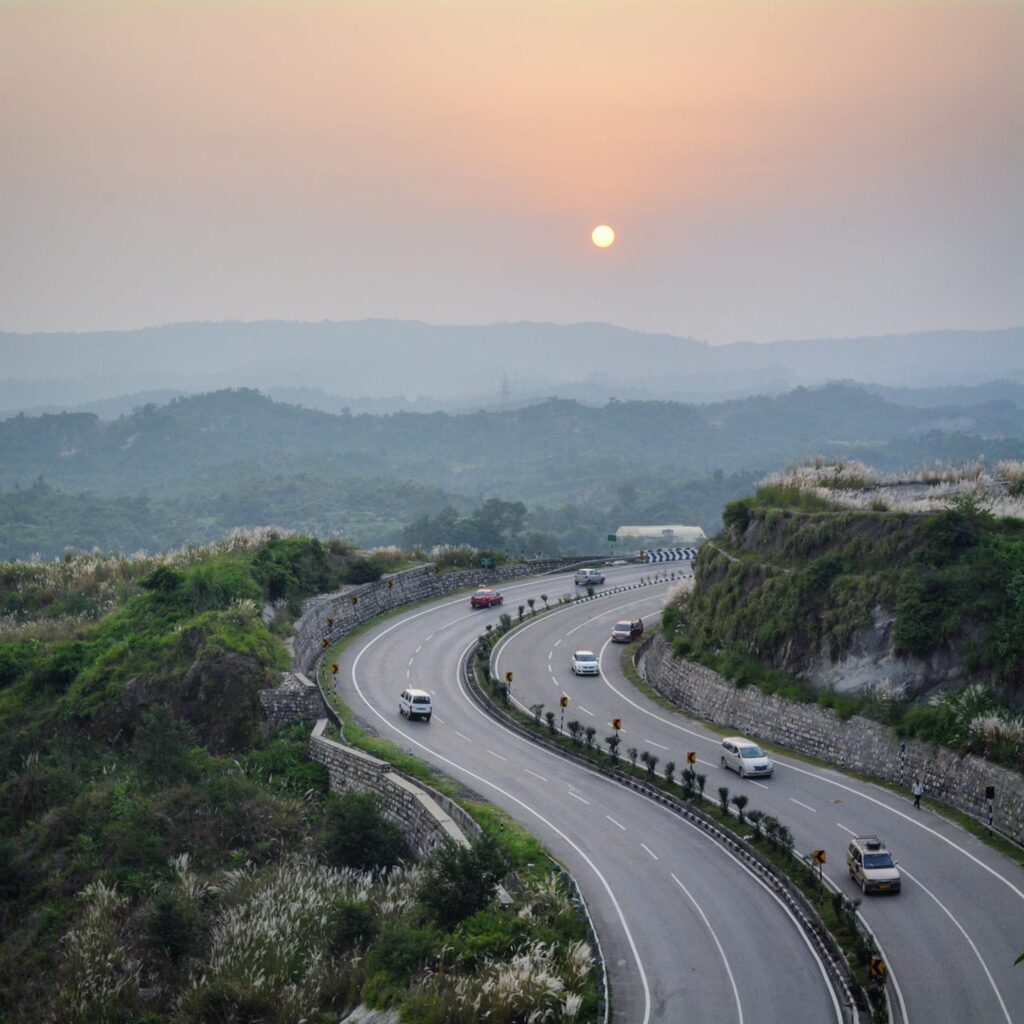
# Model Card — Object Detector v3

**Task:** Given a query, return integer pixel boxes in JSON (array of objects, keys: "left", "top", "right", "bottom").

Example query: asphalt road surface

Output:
[
  {"left": 492, "top": 567, "right": 1024, "bottom": 1024},
  {"left": 336, "top": 564, "right": 844, "bottom": 1023}
]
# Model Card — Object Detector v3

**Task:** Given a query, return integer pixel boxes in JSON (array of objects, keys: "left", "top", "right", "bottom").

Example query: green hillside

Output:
[
  {"left": 666, "top": 473, "right": 1024, "bottom": 769},
  {"left": 0, "top": 537, "right": 596, "bottom": 1023}
]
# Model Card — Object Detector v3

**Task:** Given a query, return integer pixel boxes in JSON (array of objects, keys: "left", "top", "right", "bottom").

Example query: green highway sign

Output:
[{"left": 607, "top": 534, "right": 617, "bottom": 542}]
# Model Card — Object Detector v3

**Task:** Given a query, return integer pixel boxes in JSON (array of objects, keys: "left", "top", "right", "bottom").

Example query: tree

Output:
[
  {"left": 567, "top": 720, "right": 583, "bottom": 745},
  {"left": 731, "top": 793, "right": 749, "bottom": 824},
  {"left": 545, "top": 711, "right": 557, "bottom": 734},
  {"left": 584, "top": 726, "right": 597, "bottom": 750},
  {"left": 144, "top": 887, "right": 202, "bottom": 965},
  {"left": 321, "top": 791, "right": 408, "bottom": 871},
  {"left": 663, "top": 761, "right": 675, "bottom": 786},
  {"left": 418, "top": 832, "right": 508, "bottom": 928},
  {"left": 718, "top": 786, "right": 730, "bottom": 814},
  {"left": 530, "top": 703, "right": 544, "bottom": 726},
  {"left": 627, "top": 747, "right": 638, "bottom": 769},
  {"left": 605, "top": 734, "right": 620, "bottom": 761}
]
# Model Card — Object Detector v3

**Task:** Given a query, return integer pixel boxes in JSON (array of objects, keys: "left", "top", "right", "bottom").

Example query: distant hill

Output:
[
  {"left": 1, "top": 383, "right": 1022, "bottom": 501},
  {"left": 1, "top": 321, "right": 1020, "bottom": 409}
]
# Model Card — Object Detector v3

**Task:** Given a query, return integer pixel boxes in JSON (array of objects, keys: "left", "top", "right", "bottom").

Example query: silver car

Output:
[{"left": 720, "top": 736, "right": 773, "bottom": 778}]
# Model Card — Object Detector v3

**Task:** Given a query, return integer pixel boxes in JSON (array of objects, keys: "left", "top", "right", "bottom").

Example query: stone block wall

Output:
[
  {"left": 259, "top": 671, "right": 328, "bottom": 722},
  {"left": 309, "top": 720, "right": 481, "bottom": 859},
  {"left": 293, "top": 557, "right": 587, "bottom": 676},
  {"left": 643, "top": 633, "right": 1024, "bottom": 846}
]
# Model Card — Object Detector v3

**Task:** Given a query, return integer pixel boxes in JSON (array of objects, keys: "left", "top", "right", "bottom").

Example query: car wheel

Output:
[
  {"left": 861, "top": 878, "right": 868, "bottom": 895},
  {"left": 399, "top": 705, "right": 404, "bottom": 717},
  {"left": 720, "top": 756, "right": 727, "bottom": 770},
  {"left": 739, "top": 766, "right": 746, "bottom": 779},
  {"left": 424, "top": 714, "right": 431, "bottom": 722}
]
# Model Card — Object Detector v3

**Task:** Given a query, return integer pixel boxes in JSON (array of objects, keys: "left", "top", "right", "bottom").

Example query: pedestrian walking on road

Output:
[{"left": 912, "top": 778, "right": 923, "bottom": 809}]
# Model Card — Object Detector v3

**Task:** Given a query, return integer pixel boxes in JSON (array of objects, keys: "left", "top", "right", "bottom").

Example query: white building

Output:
[{"left": 614, "top": 524, "right": 706, "bottom": 553}]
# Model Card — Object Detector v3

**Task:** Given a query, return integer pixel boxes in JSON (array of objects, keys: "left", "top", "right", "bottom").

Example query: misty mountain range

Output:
[
  {"left": 1, "top": 320, "right": 1021, "bottom": 417},
  {"left": 2, "top": 320, "right": 1023, "bottom": 560}
]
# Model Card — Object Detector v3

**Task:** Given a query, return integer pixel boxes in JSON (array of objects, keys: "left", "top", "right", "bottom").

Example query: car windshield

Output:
[
  {"left": 615, "top": 622, "right": 630, "bottom": 630},
  {"left": 863, "top": 853, "right": 894, "bottom": 869},
  {"left": 576, "top": 653, "right": 597, "bottom": 662},
  {"left": 475, "top": 590, "right": 490, "bottom": 595},
  {"left": 412, "top": 696, "right": 429, "bottom": 704},
  {"left": 740, "top": 745, "right": 765, "bottom": 758}
]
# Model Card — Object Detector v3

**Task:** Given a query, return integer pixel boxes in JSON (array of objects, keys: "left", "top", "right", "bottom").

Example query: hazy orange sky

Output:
[{"left": 1, "top": 1, "right": 1021, "bottom": 341}]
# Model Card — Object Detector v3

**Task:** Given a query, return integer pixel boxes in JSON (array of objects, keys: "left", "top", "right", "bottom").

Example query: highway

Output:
[{"left": 335, "top": 563, "right": 1024, "bottom": 1023}]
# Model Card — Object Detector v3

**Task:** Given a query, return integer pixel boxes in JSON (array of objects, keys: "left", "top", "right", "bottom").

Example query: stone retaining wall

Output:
[
  {"left": 643, "top": 633, "right": 1024, "bottom": 846},
  {"left": 293, "top": 557, "right": 588, "bottom": 676},
  {"left": 259, "top": 671, "right": 327, "bottom": 722},
  {"left": 309, "top": 719, "right": 481, "bottom": 859}
]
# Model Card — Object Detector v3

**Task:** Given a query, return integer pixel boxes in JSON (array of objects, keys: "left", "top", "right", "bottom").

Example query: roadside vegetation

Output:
[
  {"left": 664, "top": 461, "right": 1024, "bottom": 771},
  {"left": 0, "top": 535, "right": 597, "bottom": 1024}
]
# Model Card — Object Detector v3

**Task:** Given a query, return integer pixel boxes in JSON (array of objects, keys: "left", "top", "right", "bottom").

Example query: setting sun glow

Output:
[{"left": 591, "top": 225, "right": 615, "bottom": 249}]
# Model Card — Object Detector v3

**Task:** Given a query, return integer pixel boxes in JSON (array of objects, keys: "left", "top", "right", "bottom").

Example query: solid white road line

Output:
[
  {"left": 350, "top": 629, "right": 654, "bottom": 1024},
  {"left": 671, "top": 873, "right": 744, "bottom": 1024},
  {"left": 900, "top": 867, "right": 1012, "bottom": 1024}
]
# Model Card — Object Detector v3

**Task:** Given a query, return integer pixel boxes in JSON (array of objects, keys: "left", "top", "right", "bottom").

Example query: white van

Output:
[
  {"left": 720, "top": 736, "right": 773, "bottom": 778},
  {"left": 399, "top": 688, "right": 432, "bottom": 722}
]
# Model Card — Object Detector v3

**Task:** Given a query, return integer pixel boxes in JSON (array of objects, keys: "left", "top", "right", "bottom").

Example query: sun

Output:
[{"left": 591, "top": 224, "right": 615, "bottom": 248}]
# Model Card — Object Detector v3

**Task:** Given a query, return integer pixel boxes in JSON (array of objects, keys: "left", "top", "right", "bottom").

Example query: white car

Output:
[
  {"left": 574, "top": 568, "right": 606, "bottom": 586},
  {"left": 719, "top": 736, "right": 773, "bottom": 778},
  {"left": 399, "top": 687, "right": 432, "bottom": 721},
  {"left": 570, "top": 650, "right": 600, "bottom": 676}
]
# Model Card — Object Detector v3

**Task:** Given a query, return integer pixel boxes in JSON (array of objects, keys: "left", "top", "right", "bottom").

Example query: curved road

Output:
[
  {"left": 493, "top": 572, "right": 1024, "bottom": 1024},
  {"left": 335, "top": 564, "right": 843, "bottom": 1023}
]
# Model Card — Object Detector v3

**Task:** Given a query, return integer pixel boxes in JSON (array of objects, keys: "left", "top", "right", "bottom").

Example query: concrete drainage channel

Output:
[{"left": 463, "top": 625, "right": 877, "bottom": 1024}]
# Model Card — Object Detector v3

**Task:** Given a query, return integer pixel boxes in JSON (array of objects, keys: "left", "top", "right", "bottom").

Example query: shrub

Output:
[
  {"left": 343, "top": 557, "right": 383, "bottom": 585},
  {"left": 321, "top": 792, "right": 409, "bottom": 872},
  {"left": 418, "top": 832, "right": 508, "bottom": 929},
  {"left": 327, "top": 899, "right": 378, "bottom": 955},
  {"left": 133, "top": 705, "right": 198, "bottom": 787}
]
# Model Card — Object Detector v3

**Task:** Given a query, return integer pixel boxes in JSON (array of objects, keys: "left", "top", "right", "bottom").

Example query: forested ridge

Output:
[{"left": 1, "top": 383, "right": 1022, "bottom": 560}]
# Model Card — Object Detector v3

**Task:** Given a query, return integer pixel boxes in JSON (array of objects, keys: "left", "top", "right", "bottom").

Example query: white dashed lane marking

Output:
[
  {"left": 455, "top": 731, "right": 473, "bottom": 743},
  {"left": 645, "top": 739, "right": 669, "bottom": 750},
  {"left": 524, "top": 768, "right": 548, "bottom": 782},
  {"left": 790, "top": 798, "right": 817, "bottom": 813},
  {"left": 606, "top": 815, "right": 627, "bottom": 831},
  {"left": 568, "top": 791, "right": 591, "bottom": 805},
  {"left": 641, "top": 843, "right": 659, "bottom": 861},
  {"left": 486, "top": 749, "right": 508, "bottom": 761}
]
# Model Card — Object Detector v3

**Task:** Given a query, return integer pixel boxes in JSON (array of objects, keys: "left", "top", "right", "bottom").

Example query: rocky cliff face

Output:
[{"left": 684, "top": 505, "right": 1014, "bottom": 701}]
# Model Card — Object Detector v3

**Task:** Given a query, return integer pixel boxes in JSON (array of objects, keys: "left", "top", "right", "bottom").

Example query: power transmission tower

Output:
[{"left": 499, "top": 373, "right": 510, "bottom": 408}]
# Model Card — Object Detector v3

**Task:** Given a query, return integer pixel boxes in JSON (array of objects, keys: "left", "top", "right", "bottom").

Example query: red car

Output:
[{"left": 470, "top": 588, "right": 504, "bottom": 608}]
